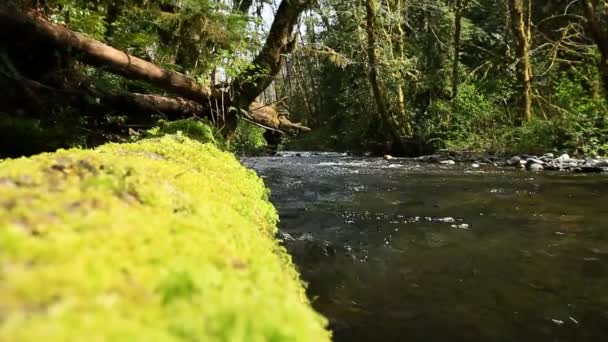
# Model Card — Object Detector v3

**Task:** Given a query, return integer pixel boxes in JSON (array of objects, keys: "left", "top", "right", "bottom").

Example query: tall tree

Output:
[
  {"left": 582, "top": 0, "right": 608, "bottom": 98},
  {"left": 451, "top": 0, "right": 465, "bottom": 98},
  {"left": 509, "top": 0, "right": 533, "bottom": 123},
  {"left": 364, "top": 0, "right": 405, "bottom": 151}
]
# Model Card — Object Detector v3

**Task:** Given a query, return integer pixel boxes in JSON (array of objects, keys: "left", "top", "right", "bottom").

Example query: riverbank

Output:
[
  {"left": 273, "top": 151, "right": 608, "bottom": 173},
  {"left": 0, "top": 136, "right": 330, "bottom": 341}
]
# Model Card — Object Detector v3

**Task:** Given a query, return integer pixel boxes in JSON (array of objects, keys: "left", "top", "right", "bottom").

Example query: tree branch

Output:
[{"left": 232, "top": 0, "right": 313, "bottom": 105}]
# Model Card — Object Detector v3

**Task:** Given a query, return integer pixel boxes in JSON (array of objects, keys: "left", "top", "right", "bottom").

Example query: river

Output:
[{"left": 242, "top": 152, "right": 608, "bottom": 342}]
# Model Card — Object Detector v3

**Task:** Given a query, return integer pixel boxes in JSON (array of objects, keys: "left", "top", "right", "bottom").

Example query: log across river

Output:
[{"left": 243, "top": 152, "right": 608, "bottom": 342}]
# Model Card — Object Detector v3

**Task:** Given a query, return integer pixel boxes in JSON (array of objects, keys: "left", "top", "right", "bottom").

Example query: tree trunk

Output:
[
  {"left": 364, "top": 0, "right": 405, "bottom": 152},
  {"left": 582, "top": 0, "right": 608, "bottom": 98},
  {"left": 1, "top": 3, "right": 312, "bottom": 135},
  {"left": 232, "top": 0, "right": 313, "bottom": 105},
  {"left": 509, "top": 0, "right": 533, "bottom": 123},
  {"left": 233, "top": 0, "right": 254, "bottom": 14},
  {"left": 452, "top": 0, "right": 463, "bottom": 98},
  {"left": 0, "top": 8, "right": 216, "bottom": 103}
]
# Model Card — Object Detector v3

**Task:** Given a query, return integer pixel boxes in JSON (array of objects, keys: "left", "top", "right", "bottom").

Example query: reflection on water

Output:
[{"left": 243, "top": 153, "right": 608, "bottom": 342}]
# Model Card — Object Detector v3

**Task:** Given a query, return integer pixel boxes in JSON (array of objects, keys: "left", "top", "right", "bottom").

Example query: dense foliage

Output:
[
  {"left": 1, "top": 0, "right": 608, "bottom": 156},
  {"left": 275, "top": 0, "right": 608, "bottom": 156}
]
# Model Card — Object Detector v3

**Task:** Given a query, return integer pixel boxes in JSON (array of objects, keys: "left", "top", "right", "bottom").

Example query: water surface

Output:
[{"left": 243, "top": 153, "right": 608, "bottom": 342}]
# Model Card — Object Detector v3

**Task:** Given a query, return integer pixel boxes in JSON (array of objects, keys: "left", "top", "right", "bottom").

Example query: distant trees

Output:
[
  {"left": 2, "top": 0, "right": 608, "bottom": 156},
  {"left": 2, "top": 0, "right": 312, "bottom": 145},
  {"left": 269, "top": 0, "right": 608, "bottom": 155}
]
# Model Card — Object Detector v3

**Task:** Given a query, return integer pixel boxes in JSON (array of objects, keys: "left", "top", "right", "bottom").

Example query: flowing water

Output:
[{"left": 242, "top": 152, "right": 608, "bottom": 342}]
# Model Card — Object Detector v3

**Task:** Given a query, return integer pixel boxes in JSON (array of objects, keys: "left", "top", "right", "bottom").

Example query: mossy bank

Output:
[{"left": 0, "top": 135, "right": 330, "bottom": 341}]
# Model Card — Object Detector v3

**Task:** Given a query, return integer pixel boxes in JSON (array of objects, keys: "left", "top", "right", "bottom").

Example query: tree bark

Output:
[
  {"left": 6, "top": 76, "right": 206, "bottom": 120},
  {"left": 233, "top": 0, "right": 254, "bottom": 14},
  {"left": 232, "top": 0, "right": 313, "bottom": 105},
  {"left": 509, "top": 0, "right": 533, "bottom": 123},
  {"left": 582, "top": 0, "right": 608, "bottom": 98},
  {"left": 0, "top": 8, "right": 216, "bottom": 103},
  {"left": 1, "top": 3, "right": 312, "bottom": 134},
  {"left": 364, "top": 0, "right": 405, "bottom": 152},
  {"left": 452, "top": 0, "right": 463, "bottom": 98}
]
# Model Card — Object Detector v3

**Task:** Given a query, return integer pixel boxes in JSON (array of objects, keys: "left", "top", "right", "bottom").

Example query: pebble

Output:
[{"left": 440, "top": 160, "right": 456, "bottom": 165}]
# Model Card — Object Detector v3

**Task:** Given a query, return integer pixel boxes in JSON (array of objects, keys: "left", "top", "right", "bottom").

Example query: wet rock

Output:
[
  {"left": 526, "top": 158, "right": 544, "bottom": 166},
  {"left": 416, "top": 154, "right": 441, "bottom": 163},
  {"left": 506, "top": 156, "right": 521, "bottom": 166},
  {"left": 543, "top": 163, "right": 561, "bottom": 171},
  {"left": 518, "top": 160, "right": 526, "bottom": 168},
  {"left": 383, "top": 155, "right": 394, "bottom": 161},
  {"left": 471, "top": 163, "right": 480, "bottom": 168},
  {"left": 596, "top": 160, "right": 608, "bottom": 167},
  {"left": 526, "top": 158, "right": 544, "bottom": 171},
  {"left": 297, "top": 233, "right": 315, "bottom": 241},
  {"left": 278, "top": 231, "right": 296, "bottom": 241},
  {"left": 556, "top": 153, "right": 570, "bottom": 163},
  {"left": 434, "top": 217, "right": 456, "bottom": 223},
  {"left": 543, "top": 153, "right": 555, "bottom": 159},
  {"left": 528, "top": 163, "right": 544, "bottom": 172},
  {"left": 575, "top": 165, "right": 605, "bottom": 173},
  {"left": 451, "top": 224, "right": 470, "bottom": 230},
  {"left": 440, "top": 160, "right": 456, "bottom": 165}
]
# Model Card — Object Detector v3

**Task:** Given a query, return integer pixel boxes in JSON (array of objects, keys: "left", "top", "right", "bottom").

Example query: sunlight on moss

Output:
[{"left": 0, "top": 135, "right": 330, "bottom": 341}]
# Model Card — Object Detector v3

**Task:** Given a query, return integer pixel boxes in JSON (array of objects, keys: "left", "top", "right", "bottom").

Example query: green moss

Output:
[
  {"left": 144, "top": 119, "right": 223, "bottom": 147},
  {"left": 0, "top": 135, "right": 330, "bottom": 341}
]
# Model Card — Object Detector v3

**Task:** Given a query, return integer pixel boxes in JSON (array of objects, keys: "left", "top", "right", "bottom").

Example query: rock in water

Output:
[
  {"left": 525, "top": 158, "right": 544, "bottom": 171},
  {"left": 507, "top": 156, "right": 521, "bottom": 166},
  {"left": 596, "top": 160, "right": 608, "bottom": 167},
  {"left": 440, "top": 160, "right": 456, "bottom": 165},
  {"left": 556, "top": 153, "right": 570, "bottom": 163},
  {"left": 383, "top": 154, "right": 394, "bottom": 161}
]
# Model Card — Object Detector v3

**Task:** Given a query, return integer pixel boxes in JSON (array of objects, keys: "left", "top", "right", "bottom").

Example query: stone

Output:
[
  {"left": 596, "top": 160, "right": 608, "bottom": 167},
  {"left": 440, "top": 160, "right": 456, "bottom": 165},
  {"left": 383, "top": 154, "right": 394, "bottom": 161},
  {"left": 577, "top": 166, "right": 604, "bottom": 173},
  {"left": 506, "top": 156, "right": 521, "bottom": 166},
  {"left": 556, "top": 153, "right": 570, "bottom": 162},
  {"left": 526, "top": 158, "right": 544, "bottom": 166},
  {"left": 543, "top": 153, "right": 555, "bottom": 159},
  {"left": 471, "top": 163, "right": 480, "bottom": 168},
  {"left": 528, "top": 163, "right": 544, "bottom": 172}
]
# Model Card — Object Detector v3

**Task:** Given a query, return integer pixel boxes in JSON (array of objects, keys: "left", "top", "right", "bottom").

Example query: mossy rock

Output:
[{"left": 0, "top": 135, "right": 330, "bottom": 341}]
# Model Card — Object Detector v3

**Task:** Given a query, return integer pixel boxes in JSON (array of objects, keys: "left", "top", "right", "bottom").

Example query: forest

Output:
[
  {"left": 1, "top": 0, "right": 607, "bottom": 157},
  {"left": 3, "top": 1, "right": 608, "bottom": 341}
]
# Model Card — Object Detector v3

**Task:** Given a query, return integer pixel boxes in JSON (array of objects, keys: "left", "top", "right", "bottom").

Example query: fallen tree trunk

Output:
[
  {"left": 6, "top": 76, "right": 206, "bottom": 120},
  {"left": 0, "top": 135, "right": 330, "bottom": 340},
  {"left": 7, "top": 74, "right": 309, "bottom": 133},
  {"left": 0, "top": 6, "right": 311, "bottom": 135},
  {"left": 0, "top": 8, "right": 217, "bottom": 103}
]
